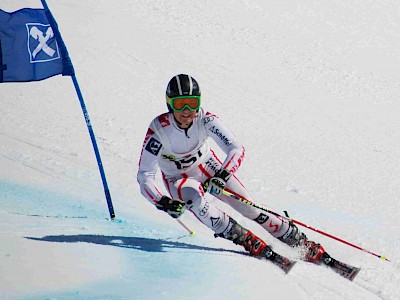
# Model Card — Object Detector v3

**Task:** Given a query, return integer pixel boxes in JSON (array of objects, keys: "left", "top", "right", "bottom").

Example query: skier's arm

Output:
[
  {"left": 203, "top": 112, "right": 245, "bottom": 195},
  {"left": 137, "top": 129, "right": 164, "bottom": 204},
  {"left": 220, "top": 141, "right": 245, "bottom": 174},
  {"left": 204, "top": 112, "right": 245, "bottom": 174},
  {"left": 137, "top": 127, "right": 186, "bottom": 218}
]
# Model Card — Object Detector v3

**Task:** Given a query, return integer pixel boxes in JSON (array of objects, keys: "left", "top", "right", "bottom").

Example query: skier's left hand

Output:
[
  {"left": 155, "top": 196, "right": 186, "bottom": 219},
  {"left": 206, "top": 169, "right": 231, "bottom": 195}
]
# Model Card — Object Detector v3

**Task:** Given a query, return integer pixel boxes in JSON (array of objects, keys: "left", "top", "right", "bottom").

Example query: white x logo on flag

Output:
[{"left": 29, "top": 26, "right": 56, "bottom": 58}]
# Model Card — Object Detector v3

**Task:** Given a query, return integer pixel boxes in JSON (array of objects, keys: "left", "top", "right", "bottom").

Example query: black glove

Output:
[
  {"left": 206, "top": 169, "right": 232, "bottom": 195},
  {"left": 155, "top": 196, "right": 186, "bottom": 219}
]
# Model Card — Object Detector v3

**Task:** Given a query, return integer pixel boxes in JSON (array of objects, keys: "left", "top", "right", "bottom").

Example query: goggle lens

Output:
[{"left": 168, "top": 96, "right": 201, "bottom": 112}]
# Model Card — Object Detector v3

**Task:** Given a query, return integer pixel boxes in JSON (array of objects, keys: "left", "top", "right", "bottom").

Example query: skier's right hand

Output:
[
  {"left": 155, "top": 196, "right": 186, "bottom": 219},
  {"left": 206, "top": 169, "right": 232, "bottom": 195}
]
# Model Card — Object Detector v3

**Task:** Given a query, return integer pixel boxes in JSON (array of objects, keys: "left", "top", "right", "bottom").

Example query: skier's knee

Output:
[{"left": 180, "top": 186, "right": 202, "bottom": 209}]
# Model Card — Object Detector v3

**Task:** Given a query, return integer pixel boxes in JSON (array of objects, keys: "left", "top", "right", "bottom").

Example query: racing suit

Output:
[{"left": 137, "top": 108, "right": 289, "bottom": 237}]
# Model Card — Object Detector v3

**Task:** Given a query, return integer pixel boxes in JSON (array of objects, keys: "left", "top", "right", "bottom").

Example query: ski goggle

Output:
[{"left": 167, "top": 95, "right": 201, "bottom": 112}]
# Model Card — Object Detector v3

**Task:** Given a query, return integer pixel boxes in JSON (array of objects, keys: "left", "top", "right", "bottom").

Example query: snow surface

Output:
[{"left": 1, "top": 0, "right": 400, "bottom": 299}]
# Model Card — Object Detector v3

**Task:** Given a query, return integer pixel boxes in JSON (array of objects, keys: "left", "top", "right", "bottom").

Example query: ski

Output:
[
  {"left": 261, "top": 246, "right": 297, "bottom": 274},
  {"left": 318, "top": 252, "right": 361, "bottom": 281}
]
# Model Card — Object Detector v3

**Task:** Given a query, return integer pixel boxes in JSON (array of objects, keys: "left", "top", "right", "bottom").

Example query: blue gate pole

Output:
[
  {"left": 71, "top": 75, "right": 116, "bottom": 220},
  {"left": 41, "top": 0, "right": 115, "bottom": 219}
]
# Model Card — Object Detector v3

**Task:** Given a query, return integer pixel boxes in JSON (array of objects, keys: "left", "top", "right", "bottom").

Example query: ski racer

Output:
[{"left": 137, "top": 74, "right": 325, "bottom": 262}]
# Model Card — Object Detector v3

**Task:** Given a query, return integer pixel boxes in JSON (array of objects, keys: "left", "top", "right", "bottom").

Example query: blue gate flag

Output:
[
  {"left": 0, "top": 8, "right": 74, "bottom": 83},
  {"left": 0, "top": 1, "right": 115, "bottom": 219}
]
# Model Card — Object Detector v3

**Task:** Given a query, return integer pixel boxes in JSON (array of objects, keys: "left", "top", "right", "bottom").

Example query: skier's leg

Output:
[
  {"left": 217, "top": 176, "right": 291, "bottom": 238},
  {"left": 199, "top": 153, "right": 292, "bottom": 239},
  {"left": 166, "top": 177, "right": 229, "bottom": 234},
  {"left": 277, "top": 222, "right": 326, "bottom": 262},
  {"left": 219, "top": 177, "right": 325, "bottom": 262},
  {"left": 215, "top": 216, "right": 271, "bottom": 257},
  {"left": 166, "top": 177, "right": 269, "bottom": 256}
]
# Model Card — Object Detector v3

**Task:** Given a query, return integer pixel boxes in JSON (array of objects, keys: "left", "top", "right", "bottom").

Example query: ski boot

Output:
[
  {"left": 278, "top": 222, "right": 325, "bottom": 263},
  {"left": 216, "top": 217, "right": 297, "bottom": 273},
  {"left": 216, "top": 217, "right": 269, "bottom": 257}
]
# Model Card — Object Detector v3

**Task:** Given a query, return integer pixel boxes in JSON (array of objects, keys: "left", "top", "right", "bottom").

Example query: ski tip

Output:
[
  {"left": 283, "top": 260, "right": 297, "bottom": 274},
  {"left": 348, "top": 267, "right": 361, "bottom": 281}
]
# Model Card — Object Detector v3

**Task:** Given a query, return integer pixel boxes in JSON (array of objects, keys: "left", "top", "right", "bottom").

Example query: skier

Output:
[{"left": 137, "top": 74, "right": 325, "bottom": 262}]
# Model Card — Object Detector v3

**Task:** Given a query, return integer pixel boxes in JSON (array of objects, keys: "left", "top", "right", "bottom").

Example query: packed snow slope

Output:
[{"left": 1, "top": 0, "right": 400, "bottom": 299}]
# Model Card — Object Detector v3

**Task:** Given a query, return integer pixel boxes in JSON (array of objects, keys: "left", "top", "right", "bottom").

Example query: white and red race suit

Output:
[{"left": 137, "top": 108, "right": 289, "bottom": 237}]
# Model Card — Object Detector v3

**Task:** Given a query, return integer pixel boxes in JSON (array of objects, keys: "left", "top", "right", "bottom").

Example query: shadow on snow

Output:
[{"left": 26, "top": 234, "right": 246, "bottom": 255}]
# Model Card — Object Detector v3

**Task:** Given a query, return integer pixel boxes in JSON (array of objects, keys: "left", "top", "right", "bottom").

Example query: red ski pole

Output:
[
  {"left": 221, "top": 189, "right": 390, "bottom": 262},
  {"left": 290, "top": 218, "right": 390, "bottom": 261}
]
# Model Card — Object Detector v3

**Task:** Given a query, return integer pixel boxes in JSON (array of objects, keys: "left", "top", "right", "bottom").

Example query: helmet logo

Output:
[{"left": 175, "top": 74, "right": 193, "bottom": 95}]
